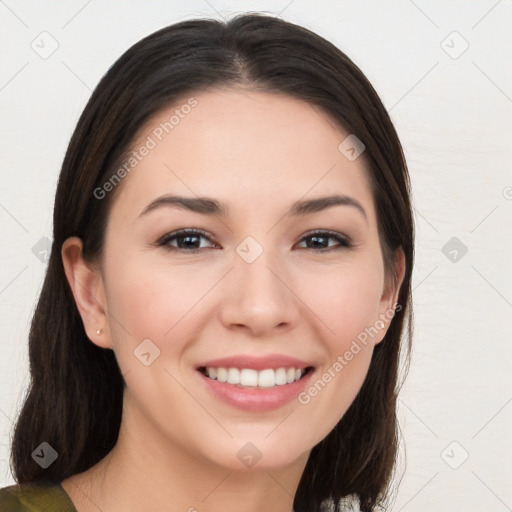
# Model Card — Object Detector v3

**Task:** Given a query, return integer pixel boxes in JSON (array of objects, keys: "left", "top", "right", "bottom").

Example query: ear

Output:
[
  {"left": 61, "top": 236, "right": 112, "bottom": 349},
  {"left": 374, "top": 246, "right": 406, "bottom": 345}
]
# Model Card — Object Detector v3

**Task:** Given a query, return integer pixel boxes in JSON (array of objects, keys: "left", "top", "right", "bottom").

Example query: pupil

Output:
[
  {"left": 181, "top": 235, "right": 199, "bottom": 248},
  {"left": 310, "top": 236, "right": 326, "bottom": 248}
]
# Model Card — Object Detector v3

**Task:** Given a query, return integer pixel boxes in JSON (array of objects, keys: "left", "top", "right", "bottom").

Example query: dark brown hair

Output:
[{"left": 10, "top": 13, "right": 414, "bottom": 512}]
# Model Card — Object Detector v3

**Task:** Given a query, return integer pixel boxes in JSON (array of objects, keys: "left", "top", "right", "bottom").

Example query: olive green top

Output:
[{"left": 0, "top": 483, "right": 77, "bottom": 512}]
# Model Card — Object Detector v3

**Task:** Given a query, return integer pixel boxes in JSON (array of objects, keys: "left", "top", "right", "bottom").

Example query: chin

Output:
[{"left": 200, "top": 433, "right": 313, "bottom": 473}]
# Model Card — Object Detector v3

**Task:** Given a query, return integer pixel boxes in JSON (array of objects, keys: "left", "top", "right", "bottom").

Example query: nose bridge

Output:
[
  {"left": 235, "top": 235, "right": 284, "bottom": 305},
  {"left": 219, "top": 235, "right": 297, "bottom": 333}
]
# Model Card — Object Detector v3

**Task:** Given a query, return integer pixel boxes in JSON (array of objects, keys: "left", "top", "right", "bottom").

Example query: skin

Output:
[{"left": 61, "top": 87, "right": 405, "bottom": 512}]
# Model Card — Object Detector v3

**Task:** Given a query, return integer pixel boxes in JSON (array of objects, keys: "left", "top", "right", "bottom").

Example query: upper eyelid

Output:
[
  {"left": 299, "top": 229, "right": 348, "bottom": 238},
  {"left": 158, "top": 228, "right": 217, "bottom": 246},
  {"left": 159, "top": 228, "right": 214, "bottom": 240}
]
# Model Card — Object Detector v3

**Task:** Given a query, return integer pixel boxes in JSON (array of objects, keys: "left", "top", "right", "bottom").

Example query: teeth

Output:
[
  {"left": 216, "top": 367, "right": 227, "bottom": 383},
  {"left": 258, "top": 369, "right": 275, "bottom": 388},
  {"left": 275, "top": 368, "right": 287, "bottom": 386},
  {"left": 203, "top": 367, "right": 306, "bottom": 388},
  {"left": 240, "top": 368, "right": 258, "bottom": 386},
  {"left": 227, "top": 368, "right": 240, "bottom": 384}
]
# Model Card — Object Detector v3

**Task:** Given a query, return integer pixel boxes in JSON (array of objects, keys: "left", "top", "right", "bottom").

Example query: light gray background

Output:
[{"left": 1, "top": 1, "right": 511, "bottom": 510}]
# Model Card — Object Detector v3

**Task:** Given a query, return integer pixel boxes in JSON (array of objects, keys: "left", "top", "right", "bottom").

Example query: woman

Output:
[{"left": 1, "top": 12, "right": 413, "bottom": 512}]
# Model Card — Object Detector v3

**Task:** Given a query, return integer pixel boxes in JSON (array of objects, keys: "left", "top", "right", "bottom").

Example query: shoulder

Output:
[{"left": 0, "top": 482, "right": 76, "bottom": 512}]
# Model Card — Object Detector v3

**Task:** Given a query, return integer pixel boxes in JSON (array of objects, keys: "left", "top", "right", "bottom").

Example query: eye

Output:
[
  {"left": 295, "top": 230, "right": 353, "bottom": 252},
  {"left": 157, "top": 229, "right": 219, "bottom": 252},
  {"left": 157, "top": 229, "right": 353, "bottom": 253}
]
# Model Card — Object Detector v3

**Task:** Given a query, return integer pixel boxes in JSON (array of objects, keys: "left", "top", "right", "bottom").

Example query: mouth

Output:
[
  {"left": 198, "top": 366, "right": 314, "bottom": 389},
  {"left": 195, "top": 354, "right": 316, "bottom": 411}
]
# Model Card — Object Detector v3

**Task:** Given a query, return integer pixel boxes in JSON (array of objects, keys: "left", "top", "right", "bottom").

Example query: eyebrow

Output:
[{"left": 138, "top": 193, "right": 367, "bottom": 221}]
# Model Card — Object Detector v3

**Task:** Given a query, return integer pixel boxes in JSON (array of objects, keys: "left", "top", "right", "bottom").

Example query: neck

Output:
[{"left": 62, "top": 397, "right": 308, "bottom": 512}]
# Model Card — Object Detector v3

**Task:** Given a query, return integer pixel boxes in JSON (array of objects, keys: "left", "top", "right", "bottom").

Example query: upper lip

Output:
[{"left": 197, "top": 354, "right": 313, "bottom": 371}]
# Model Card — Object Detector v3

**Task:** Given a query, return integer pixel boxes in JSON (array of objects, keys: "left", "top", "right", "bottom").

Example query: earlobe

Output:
[
  {"left": 375, "top": 247, "right": 406, "bottom": 345},
  {"left": 61, "top": 237, "right": 112, "bottom": 349}
]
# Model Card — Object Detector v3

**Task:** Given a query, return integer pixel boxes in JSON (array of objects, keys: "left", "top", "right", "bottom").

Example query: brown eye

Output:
[
  {"left": 158, "top": 229, "right": 218, "bottom": 251},
  {"left": 296, "top": 231, "right": 352, "bottom": 252}
]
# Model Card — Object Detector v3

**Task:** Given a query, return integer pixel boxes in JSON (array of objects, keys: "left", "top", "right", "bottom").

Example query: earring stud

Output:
[{"left": 96, "top": 328, "right": 103, "bottom": 335}]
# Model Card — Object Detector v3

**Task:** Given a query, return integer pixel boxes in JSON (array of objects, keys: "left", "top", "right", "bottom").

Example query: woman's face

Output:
[{"left": 86, "top": 88, "right": 400, "bottom": 470}]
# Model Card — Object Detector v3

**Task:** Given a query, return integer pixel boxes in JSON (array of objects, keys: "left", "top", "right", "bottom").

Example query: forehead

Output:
[{"left": 112, "top": 88, "right": 376, "bottom": 222}]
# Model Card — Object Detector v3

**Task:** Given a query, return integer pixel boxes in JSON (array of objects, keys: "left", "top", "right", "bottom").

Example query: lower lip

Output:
[{"left": 197, "top": 369, "right": 314, "bottom": 412}]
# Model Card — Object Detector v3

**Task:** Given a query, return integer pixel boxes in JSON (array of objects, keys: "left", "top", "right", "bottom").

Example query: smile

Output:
[
  {"left": 199, "top": 366, "right": 312, "bottom": 388},
  {"left": 196, "top": 354, "right": 315, "bottom": 411}
]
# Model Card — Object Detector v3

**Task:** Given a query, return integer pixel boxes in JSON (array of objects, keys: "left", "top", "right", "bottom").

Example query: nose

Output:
[{"left": 217, "top": 247, "right": 300, "bottom": 338}]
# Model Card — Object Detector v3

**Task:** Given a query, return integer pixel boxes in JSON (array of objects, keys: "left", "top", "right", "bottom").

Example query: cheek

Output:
[
  {"left": 292, "top": 259, "right": 383, "bottom": 436},
  {"left": 105, "top": 255, "right": 212, "bottom": 337},
  {"left": 102, "top": 249, "right": 228, "bottom": 377},
  {"left": 100, "top": 254, "right": 222, "bottom": 431},
  {"left": 298, "top": 255, "right": 384, "bottom": 343}
]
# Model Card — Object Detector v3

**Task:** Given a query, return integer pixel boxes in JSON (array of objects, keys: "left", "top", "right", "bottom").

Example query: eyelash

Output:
[{"left": 157, "top": 229, "right": 353, "bottom": 253}]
